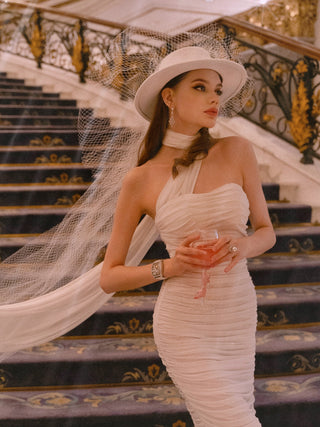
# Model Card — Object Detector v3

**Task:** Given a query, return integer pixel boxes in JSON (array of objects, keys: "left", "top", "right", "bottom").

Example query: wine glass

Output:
[{"left": 191, "top": 229, "right": 219, "bottom": 302}]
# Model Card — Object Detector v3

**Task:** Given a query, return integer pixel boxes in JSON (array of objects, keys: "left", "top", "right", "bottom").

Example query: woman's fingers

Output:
[
  {"left": 224, "top": 255, "right": 239, "bottom": 273},
  {"left": 210, "top": 236, "right": 241, "bottom": 271},
  {"left": 175, "top": 248, "right": 211, "bottom": 269},
  {"left": 181, "top": 232, "right": 201, "bottom": 247},
  {"left": 173, "top": 234, "right": 244, "bottom": 275}
]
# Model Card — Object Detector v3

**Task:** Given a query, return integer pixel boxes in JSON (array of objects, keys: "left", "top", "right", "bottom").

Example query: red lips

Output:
[{"left": 204, "top": 108, "right": 218, "bottom": 117}]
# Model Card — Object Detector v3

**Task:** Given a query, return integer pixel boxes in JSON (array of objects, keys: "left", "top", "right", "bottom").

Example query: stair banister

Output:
[{"left": 1, "top": 0, "right": 320, "bottom": 163}]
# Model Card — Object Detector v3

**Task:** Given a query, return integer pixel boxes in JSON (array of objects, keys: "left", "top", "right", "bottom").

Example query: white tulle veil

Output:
[{"left": 0, "top": 25, "right": 253, "bottom": 360}]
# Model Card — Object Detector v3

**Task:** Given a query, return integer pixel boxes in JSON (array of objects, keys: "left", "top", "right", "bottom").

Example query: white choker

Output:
[{"left": 162, "top": 129, "right": 195, "bottom": 150}]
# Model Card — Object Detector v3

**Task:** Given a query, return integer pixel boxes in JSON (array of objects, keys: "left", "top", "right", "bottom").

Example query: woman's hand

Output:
[
  {"left": 165, "top": 232, "right": 216, "bottom": 277},
  {"left": 209, "top": 235, "right": 249, "bottom": 273}
]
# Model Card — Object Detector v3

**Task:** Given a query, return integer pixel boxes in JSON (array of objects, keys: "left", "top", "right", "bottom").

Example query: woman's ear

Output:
[{"left": 161, "top": 87, "right": 174, "bottom": 108}]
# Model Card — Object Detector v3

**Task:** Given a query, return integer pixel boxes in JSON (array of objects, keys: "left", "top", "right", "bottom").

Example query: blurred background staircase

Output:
[{"left": 0, "top": 71, "right": 320, "bottom": 427}]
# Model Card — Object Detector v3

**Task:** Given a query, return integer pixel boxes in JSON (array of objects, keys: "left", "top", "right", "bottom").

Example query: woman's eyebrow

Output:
[{"left": 191, "top": 78, "right": 223, "bottom": 87}]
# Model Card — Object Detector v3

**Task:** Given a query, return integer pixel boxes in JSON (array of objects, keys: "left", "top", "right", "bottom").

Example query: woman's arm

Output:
[
  {"left": 211, "top": 138, "right": 276, "bottom": 272},
  {"left": 100, "top": 168, "right": 155, "bottom": 294},
  {"left": 100, "top": 168, "right": 213, "bottom": 294}
]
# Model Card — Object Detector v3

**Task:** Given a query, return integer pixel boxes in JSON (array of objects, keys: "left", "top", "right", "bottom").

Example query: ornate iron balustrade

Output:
[
  {"left": 1, "top": 1, "right": 320, "bottom": 163},
  {"left": 0, "top": 1, "right": 124, "bottom": 82},
  {"left": 214, "top": 17, "right": 320, "bottom": 164}
]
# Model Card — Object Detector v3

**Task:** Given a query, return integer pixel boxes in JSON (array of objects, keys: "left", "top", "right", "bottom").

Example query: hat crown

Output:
[{"left": 157, "top": 46, "right": 211, "bottom": 71}]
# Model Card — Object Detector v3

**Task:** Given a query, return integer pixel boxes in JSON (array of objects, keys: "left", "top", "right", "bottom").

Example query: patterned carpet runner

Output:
[{"left": 0, "top": 72, "right": 320, "bottom": 426}]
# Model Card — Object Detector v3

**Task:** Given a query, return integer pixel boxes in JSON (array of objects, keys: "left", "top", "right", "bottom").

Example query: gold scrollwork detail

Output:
[
  {"left": 173, "top": 422, "right": 187, "bottom": 427},
  {"left": 35, "top": 154, "right": 72, "bottom": 164},
  {"left": 30, "top": 11, "right": 46, "bottom": 67},
  {"left": 0, "top": 369, "right": 11, "bottom": 388},
  {"left": 72, "top": 20, "right": 89, "bottom": 83},
  {"left": 288, "top": 237, "right": 314, "bottom": 253},
  {"left": 258, "top": 310, "right": 289, "bottom": 328},
  {"left": 45, "top": 173, "right": 84, "bottom": 184},
  {"left": 245, "top": 99, "right": 254, "bottom": 109},
  {"left": 289, "top": 79, "right": 313, "bottom": 153},
  {"left": 294, "top": 60, "right": 309, "bottom": 75},
  {"left": 29, "top": 135, "right": 65, "bottom": 147},
  {"left": 55, "top": 194, "right": 81, "bottom": 206},
  {"left": 312, "top": 90, "right": 320, "bottom": 118},
  {"left": 105, "top": 317, "right": 153, "bottom": 335},
  {"left": 0, "top": 118, "right": 12, "bottom": 126},
  {"left": 289, "top": 353, "right": 320, "bottom": 373},
  {"left": 155, "top": 420, "right": 187, "bottom": 427},
  {"left": 272, "top": 65, "right": 287, "bottom": 83},
  {"left": 122, "top": 363, "right": 169, "bottom": 384},
  {"left": 262, "top": 113, "right": 274, "bottom": 123}
]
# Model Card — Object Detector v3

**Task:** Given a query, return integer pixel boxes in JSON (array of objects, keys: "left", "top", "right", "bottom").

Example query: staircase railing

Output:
[
  {"left": 214, "top": 17, "right": 320, "bottom": 165},
  {"left": 1, "top": 1, "right": 320, "bottom": 164}
]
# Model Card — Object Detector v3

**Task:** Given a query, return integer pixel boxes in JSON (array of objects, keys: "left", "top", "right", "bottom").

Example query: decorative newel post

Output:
[
  {"left": 30, "top": 10, "right": 45, "bottom": 68},
  {"left": 289, "top": 58, "right": 319, "bottom": 164},
  {"left": 72, "top": 19, "right": 89, "bottom": 83}
]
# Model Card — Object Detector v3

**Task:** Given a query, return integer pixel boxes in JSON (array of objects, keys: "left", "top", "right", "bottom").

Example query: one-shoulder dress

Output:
[{"left": 153, "top": 159, "right": 261, "bottom": 427}]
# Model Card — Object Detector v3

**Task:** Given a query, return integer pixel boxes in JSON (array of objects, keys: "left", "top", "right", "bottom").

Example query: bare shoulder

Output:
[
  {"left": 215, "top": 135, "right": 252, "bottom": 152},
  {"left": 212, "top": 135, "right": 254, "bottom": 163},
  {"left": 123, "top": 165, "right": 148, "bottom": 187},
  {"left": 122, "top": 164, "right": 149, "bottom": 192}
]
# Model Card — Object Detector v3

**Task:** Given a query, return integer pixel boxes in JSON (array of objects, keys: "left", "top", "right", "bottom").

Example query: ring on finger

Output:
[{"left": 228, "top": 245, "right": 239, "bottom": 256}]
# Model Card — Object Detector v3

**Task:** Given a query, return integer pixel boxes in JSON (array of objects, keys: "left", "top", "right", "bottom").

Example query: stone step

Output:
[
  {"left": 0, "top": 129, "right": 80, "bottom": 146},
  {"left": 0, "top": 97, "right": 77, "bottom": 106},
  {"left": 64, "top": 284, "right": 320, "bottom": 338},
  {"left": 1, "top": 325, "right": 320, "bottom": 390},
  {"left": 0, "top": 336, "right": 167, "bottom": 389},
  {"left": 0, "top": 77, "right": 26, "bottom": 84},
  {"left": 0, "top": 185, "right": 88, "bottom": 208},
  {"left": 0, "top": 376, "right": 319, "bottom": 427},
  {"left": 0, "top": 164, "right": 93, "bottom": 185},
  {"left": 0, "top": 89, "right": 59, "bottom": 98},
  {"left": 249, "top": 253, "right": 320, "bottom": 286},
  {"left": 270, "top": 225, "right": 320, "bottom": 253},
  {"left": 65, "top": 295, "right": 156, "bottom": 338},
  {"left": 0, "top": 207, "right": 69, "bottom": 234},
  {"left": 268, "top": 202, "right": 312, "bottom": 225},
  {"left": 256, "top": 325, "right": 320, "bottom": 377},
  {"left": 255, "top": 373, "right": 320, "bottom": 427},
  {"left": 0, "top": 384, "right": 191, "bottom": 427},
  {"left": 260, "top": 182, "right": 279, "bottom": 201},
  {"left": 0, "top": 115, "right": 78, "bottom": 127},
  {"left": 257, "top": 283, "right": 320, "bottom": 327},
  {"left": 0, "top": 205, "right": 312, "bottom": 236},
  {"left": 0, "top": 125, "right": 112, "bottom": 145},
  {"left": 0, "top": 146, "right": 83, "bottom": 164},
  {"left": 0, "top": 105, "right": 83, "bottom": 116},
  {"left": 0, "top": 83, "right": 43, "bottom": 91}
]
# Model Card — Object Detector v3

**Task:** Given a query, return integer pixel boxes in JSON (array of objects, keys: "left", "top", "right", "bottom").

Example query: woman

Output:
[{"left": 100, "top": 46, "right": 276, "bottom": 426}]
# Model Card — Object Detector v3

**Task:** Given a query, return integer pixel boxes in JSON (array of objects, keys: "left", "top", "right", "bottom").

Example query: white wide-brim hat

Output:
[{"left": 134, "top": 46, "right": 248, "bottom": 121}]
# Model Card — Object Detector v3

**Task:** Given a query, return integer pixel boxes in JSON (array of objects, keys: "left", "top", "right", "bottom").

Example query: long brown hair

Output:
[{"left": 137, "top": 72, "right": 215, "bottom": 177}]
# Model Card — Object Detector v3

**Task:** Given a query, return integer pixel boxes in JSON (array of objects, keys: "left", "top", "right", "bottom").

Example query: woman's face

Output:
[{"left": 162, "top": 69, "right": 223, "bottom": 135}]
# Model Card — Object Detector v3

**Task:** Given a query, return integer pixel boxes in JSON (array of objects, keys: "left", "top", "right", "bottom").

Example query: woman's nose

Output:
[{"left": 209, "top": 93, "right": 219, "bottom": 105}]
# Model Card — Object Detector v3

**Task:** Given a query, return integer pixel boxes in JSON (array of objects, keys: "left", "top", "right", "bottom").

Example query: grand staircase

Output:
[{"left": 0, "top": 71, "right": 320, "bottom": 427}]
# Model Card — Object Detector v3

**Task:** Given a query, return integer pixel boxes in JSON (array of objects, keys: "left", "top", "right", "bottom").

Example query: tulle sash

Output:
[{"left": 0, "top": 160, "right": 201, "bottom": 356}]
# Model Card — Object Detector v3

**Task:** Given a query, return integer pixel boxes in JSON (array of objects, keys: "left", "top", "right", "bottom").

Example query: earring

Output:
[{"left": 169, "top": 106, "right": 175, "bottom": 128}]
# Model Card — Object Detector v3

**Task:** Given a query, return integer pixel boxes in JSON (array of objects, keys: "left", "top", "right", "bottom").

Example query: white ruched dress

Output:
[{"left": 153, "top": 156, "right": 261, "bottom": 427}]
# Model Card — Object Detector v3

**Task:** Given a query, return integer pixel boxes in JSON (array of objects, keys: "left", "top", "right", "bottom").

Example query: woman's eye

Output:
[
  {"left": 194, "top": 85, "right": 206, "bottom": 92},
  {"left": 216, "top": 89, "right": 223, "bottom": 96}
]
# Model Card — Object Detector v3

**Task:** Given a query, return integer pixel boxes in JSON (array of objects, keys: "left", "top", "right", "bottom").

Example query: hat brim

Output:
[{"left": 134, "top": 59, "right": 247, "bottom": 121}]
